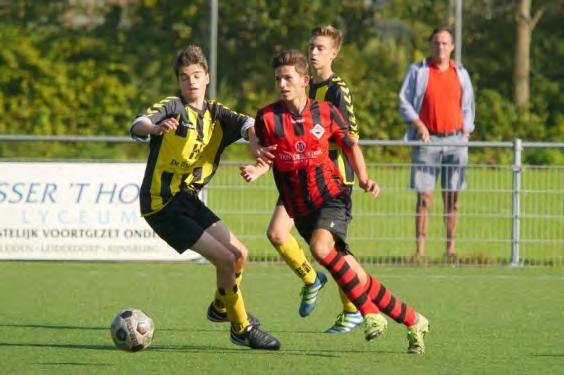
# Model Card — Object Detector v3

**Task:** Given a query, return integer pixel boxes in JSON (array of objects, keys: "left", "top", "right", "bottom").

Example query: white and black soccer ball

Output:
[{"left": 110, "top": 308, "right": 155, "bottom": 352}]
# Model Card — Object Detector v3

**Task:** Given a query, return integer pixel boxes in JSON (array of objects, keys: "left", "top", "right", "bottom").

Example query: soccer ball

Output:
[{"left": 110, "top": 308, "right": 155, "bottom": 352}]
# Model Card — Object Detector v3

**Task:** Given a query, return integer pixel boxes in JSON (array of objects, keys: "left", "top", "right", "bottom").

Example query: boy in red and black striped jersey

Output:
[
  {"left": 130, "top": 45, "right": 280, "bottom": 350},
  {"left": 265, "top": 26, "right": 363, "bottom": 334},
  {"left": 242, "top": 49, "right": 429, "bottom": 353}
]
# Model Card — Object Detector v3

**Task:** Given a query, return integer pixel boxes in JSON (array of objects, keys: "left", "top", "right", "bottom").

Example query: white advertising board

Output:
[{"left": 0, "top": 162, "right": 202, "bottom": 261}]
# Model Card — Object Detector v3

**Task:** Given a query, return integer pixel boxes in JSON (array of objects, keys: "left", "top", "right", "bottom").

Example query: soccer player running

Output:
[
  {"left": 129, "top": 44, "right": 280, "bottom": 350},
  {"left": 242, "top": 49, "right": 430, "bottom": 353},
  {"left": 263, "top": 25, "right": 364, "bottom": 334}
]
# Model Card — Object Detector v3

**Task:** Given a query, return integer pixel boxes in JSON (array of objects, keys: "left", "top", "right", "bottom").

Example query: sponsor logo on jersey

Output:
[
  {"left": 295, "top": 140, "right": 307, "bottom": 153},
  {"left": 311, "top": 124, "right": 324, "bottom": 139}
]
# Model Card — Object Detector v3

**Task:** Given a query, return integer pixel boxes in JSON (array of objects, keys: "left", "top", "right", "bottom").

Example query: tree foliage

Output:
[{"left": 0, "top": 0, "right": 562, "bottom": 163}]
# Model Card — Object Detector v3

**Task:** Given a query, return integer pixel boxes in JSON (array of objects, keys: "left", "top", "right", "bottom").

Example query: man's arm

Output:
[
  {"left": 459, "top": 67, "right": 476, "bottom": 136},
  {"left": 399, "top": 64, "right": 430, "bottom": 142},
  {"left": 410, "top": 118, "right": 430, "bottom": 143}
]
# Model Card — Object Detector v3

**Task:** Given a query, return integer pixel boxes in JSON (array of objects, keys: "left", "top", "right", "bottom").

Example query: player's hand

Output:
[
  {"left": 240, "top": 164, "right": 259, "bottom": 182},
  {"left": 153, "top": 118, "right": 179, "bottom": 135},
  {"left": 255, "top": 144, "right": 277, "bottom": 165},
  {"left": 359, "top": 178, "right": 380, "bottom": 197}
]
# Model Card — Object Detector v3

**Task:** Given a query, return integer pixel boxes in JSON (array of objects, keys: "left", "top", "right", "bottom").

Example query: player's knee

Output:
[
  {"left": 214, "top": 251, "right": 237, "bottom": 276},
  {"left": 266, "top": 227, "right": 286, "bottom": 247},
  {"left": 234, "top": 245, "right": 248, "bottom": 264},
  {"left": 309, "top": 241, "right": 331, "bottom": 261}
]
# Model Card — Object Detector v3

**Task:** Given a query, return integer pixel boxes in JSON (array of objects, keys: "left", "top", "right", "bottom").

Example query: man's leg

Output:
[
  {"left": 416, "top": 192, "right": 433, "bottom": 257},
  {"left": 441, "top": 136, "right": 467, "bottom": 257},
  {"left": 411, "top": 144, "right": 439, "bottom": 258},
  {"left": 442, "top": 190, "right": 459, "bottom": 256}
]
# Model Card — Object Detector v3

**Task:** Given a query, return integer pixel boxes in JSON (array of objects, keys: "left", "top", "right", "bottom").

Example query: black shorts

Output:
[
  {"left": 144, "top": 190, "right": 220, "bottom": 253},
  {"left": 293, "top": 192, "right": 352, "bottom": 254}
]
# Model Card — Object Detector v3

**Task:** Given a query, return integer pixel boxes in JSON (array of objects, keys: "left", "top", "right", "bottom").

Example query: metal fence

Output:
[
  {"left": 1, "top": 135, "right": 563, "bottom": 266},
  {"left": 208, "top": 139, "right": 564, "bottom": 266}
]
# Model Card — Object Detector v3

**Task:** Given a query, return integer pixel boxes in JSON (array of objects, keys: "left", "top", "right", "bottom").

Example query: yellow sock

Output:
[
  {"left": 339, "top": 288, "right": 358, "bottom": 313},
  {"left": 213, "top": 272, "right": 243, "bottom": 313},
  {"left": 221, "top": 285, "right": 250, "bottom": 335},
  {"left": 275, "top": 235, "right": 316, "bottom": 284}
]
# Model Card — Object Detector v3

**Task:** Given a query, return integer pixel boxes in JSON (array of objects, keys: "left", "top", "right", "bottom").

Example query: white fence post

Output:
[{"left": 511, "top": 138, "right": 522, "bottom": 266}]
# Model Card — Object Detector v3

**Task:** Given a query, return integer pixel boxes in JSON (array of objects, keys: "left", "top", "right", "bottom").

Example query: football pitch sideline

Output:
[{"left": 0, "top": 262, "right": 562, "bottom": 374}]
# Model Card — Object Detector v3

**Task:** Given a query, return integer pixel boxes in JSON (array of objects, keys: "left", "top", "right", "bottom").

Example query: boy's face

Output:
[
  {"left": 308, "top": 35, "right": 338, "bottom": 70},
  {"left": 274, "top": 65, "right": 309, "bottom": 103},
  {"left": 178, "top": 64, "right": 209, "bottom": 103}
]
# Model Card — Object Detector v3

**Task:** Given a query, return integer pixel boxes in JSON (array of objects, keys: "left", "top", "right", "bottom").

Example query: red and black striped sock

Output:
[
  {"left": 320, "top": 249, "right": 379, "bottom": 316},
  {"left": 366, "top": 275, "right": 417, "bottom": 326}
]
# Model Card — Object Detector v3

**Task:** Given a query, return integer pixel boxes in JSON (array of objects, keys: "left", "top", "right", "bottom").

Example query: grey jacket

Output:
[{"left": 399, "top": 59, "right": 475, "bottom": 140}]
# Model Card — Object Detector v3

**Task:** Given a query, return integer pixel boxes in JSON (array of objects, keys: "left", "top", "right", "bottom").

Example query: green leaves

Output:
[{"left": 0, "top": 1, "right": 561, "bottom": 163}]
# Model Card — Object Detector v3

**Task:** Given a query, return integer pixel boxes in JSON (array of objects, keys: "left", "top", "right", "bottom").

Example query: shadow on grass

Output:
[
  {"left": 0, "top": 323, "right": 327, "bottom": 335},
  {"left": 0, "top": 323, "right": 189, "bottom": 332},
  {"left": 0, "top": 342, "right": 116, "bottom": 351},
  {"left": 33, "top": 362, "right": 112, "bottom": 367},
  {"left": 0, "top": 341, "right": 343, "bottom": 357},
  {"left": 0, "top": 341, "right": 394, "bottom": 357},
  {"left": 0, "top": 324, "right": 397, "bottom": 356}
]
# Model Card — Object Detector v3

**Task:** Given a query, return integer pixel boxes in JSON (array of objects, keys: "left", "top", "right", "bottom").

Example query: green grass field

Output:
[{"left": 1, "top": 261, "right": 562, "bottom": 374}]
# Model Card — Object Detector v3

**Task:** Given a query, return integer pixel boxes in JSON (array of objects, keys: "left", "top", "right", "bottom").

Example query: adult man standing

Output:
[{"left": 399, "top": 26, "right": 475, "bottom": 258}]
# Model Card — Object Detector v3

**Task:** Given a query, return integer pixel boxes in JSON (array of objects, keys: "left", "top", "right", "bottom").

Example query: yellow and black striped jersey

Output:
[
  {"left": 307, "top": 73, "right": 358, "bottom": 185},
  {"left": 133, "top": 96, "right": 252, "bottom": 216}
]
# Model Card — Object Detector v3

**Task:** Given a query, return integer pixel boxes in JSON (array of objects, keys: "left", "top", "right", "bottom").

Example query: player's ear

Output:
[
  {"left": 331, "top": 48, "right": 338, "bottom": 60},
  {"left": 303, "top": 73, "right": 310, "bottom": 86}
]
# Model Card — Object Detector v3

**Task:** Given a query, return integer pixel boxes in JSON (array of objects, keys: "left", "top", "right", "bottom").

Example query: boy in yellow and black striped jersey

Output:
[
  {"left": 264, "top": 26, "right": 365, "bottom": 333},
  {"left": 130, "top": 44, "right": 280, "bottom": 350}
]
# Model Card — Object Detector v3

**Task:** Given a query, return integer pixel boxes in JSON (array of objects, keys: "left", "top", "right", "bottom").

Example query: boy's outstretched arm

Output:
[{"left": 342, "top": 143, "right": 380, "bottom": 197}]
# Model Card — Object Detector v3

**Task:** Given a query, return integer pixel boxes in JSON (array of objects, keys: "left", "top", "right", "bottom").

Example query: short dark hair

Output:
[
  {"left": 173, "top": 45, "right": 208, "bottom": 78},
  {"left": 428, "top": 26, "right": 454, "bottom": 43},
  {"left": 271, "top": 49, "right": 308, "bottom": 75}
]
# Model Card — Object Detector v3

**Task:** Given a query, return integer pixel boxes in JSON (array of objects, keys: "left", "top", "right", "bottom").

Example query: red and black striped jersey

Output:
[
  {"left": 307, "top": 73, "right": 358, "bottom": 185},
  {"left": 255, "top": 98, "right": 356, "bottom": 218}
]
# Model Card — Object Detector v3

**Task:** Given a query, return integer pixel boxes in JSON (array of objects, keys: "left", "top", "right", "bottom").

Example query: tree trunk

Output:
[{"left": 513, "top": 0, "right": 532, "bottom": 110}]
